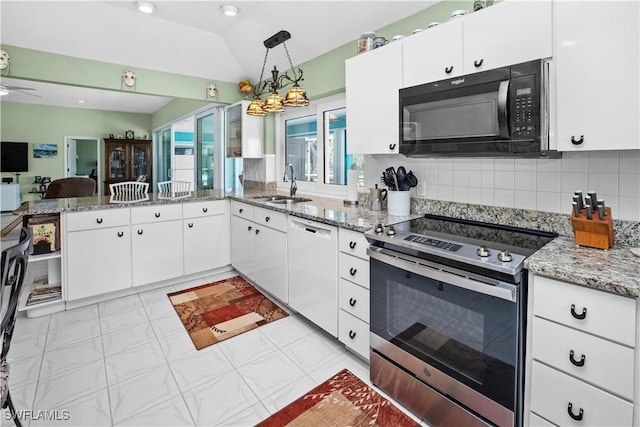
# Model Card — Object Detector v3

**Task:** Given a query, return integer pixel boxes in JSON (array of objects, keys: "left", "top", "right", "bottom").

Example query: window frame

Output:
[{"left": 276, "top": 93, "right": 354, "bottom": 197}]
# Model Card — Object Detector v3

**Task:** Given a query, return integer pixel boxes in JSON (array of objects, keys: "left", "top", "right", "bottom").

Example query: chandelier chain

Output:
[
  {"left": 282, "top": 42, "right": 297, "bottom": 80},
  {"left": 254, "top": 48, "right": 270, "bottom": 96}
]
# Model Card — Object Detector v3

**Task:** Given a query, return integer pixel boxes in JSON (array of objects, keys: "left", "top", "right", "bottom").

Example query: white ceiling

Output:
[{"left": 0, "top": 1, "right": 436, "bottom": 81}]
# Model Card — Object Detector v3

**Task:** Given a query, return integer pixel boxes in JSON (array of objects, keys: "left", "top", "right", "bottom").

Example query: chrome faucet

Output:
[{"left": 283, "top": 163, "right": 297, "bottom": 197}]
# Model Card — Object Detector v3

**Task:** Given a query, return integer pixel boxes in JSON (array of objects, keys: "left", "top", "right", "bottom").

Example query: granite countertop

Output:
[
  {"left": 525, "top": 236, "right": 640, "bottom": 298},
  {"left": 16, "top": 190, "right": 639, "bottom": 298},
  {"left": 14, "top": 189, "right": 421, "bottom": 233}
]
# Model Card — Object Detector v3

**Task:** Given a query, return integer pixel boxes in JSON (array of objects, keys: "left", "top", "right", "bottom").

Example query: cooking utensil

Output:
[
  {"left": 396, "top": 166, "right": 409, "bottom": 191},
  {"left": 406, "top": 170, "right": 418, "bottom": 188},
  {"left": 385, "top": 167, "right": 399, "bottom": 191}
]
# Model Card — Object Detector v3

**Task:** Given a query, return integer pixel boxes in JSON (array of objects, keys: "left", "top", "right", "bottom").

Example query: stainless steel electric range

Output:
[{"left": 365, "top": 214, "right": 556, "bottom": 427}]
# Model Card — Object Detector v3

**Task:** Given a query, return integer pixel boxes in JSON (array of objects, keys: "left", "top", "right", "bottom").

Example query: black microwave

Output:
[{"left": 399, "top": 59, "right": 558, "bottom": 158}]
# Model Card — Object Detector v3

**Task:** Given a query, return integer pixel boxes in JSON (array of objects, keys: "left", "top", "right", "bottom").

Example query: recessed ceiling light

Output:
[
  {"left": 0, "top": 89, "right": 8, "bottom": 96},
  {"left": 137, "top": 1, "right": 156, "bottom": 14},
  {"left": 221, "top": 5, "right": 239, "bottom": 16},
  {"left": 78, "top": 100, "right": 85, "bottom": 104}
]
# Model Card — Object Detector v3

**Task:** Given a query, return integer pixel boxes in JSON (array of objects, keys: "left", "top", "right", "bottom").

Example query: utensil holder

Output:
[
  {"left": 387, "top": 191, "right": 410, "bottom": 216},
  {"left": 570, "top": 207, "right": 614, "bottom": 250}
]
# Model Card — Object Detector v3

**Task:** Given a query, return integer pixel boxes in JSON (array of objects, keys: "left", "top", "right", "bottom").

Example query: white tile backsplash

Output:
[{"left": 365, "top": 150, "right": 640, "bottom": 220}]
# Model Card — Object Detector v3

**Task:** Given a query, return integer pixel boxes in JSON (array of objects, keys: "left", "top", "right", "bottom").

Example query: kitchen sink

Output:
[{"left": 253, "top": 195, "right": 312, "bottom": 204}]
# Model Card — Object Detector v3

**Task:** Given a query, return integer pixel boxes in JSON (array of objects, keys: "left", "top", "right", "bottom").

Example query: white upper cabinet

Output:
[
  {"left": 462, "top": 1, "right": 552, "bottom": 75},
  {"left": 403, "top": 19, "right": 464, "bottom": 86},
  {"left": 554, "top": 1, "right": 640, "bottom": 151},
  {"left": 402, "top": 1, "right": 552, "bottom": 89},
  {"left": 346, "top": 41, "right": 403, "bottom": 154},
  {"left": 226, "top": 101, "right": 264, "bottom": 158}
]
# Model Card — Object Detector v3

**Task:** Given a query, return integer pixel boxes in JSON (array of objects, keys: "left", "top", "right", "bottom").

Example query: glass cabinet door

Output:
[
  {"left": 131, "top": 144, "right": 149, "bottom": 179},
  {"left": 226, "top": 103, "right": 242, "bottom": 157},
  {"left": 108, "top": 144, "right": 126, "bottom": 179}
]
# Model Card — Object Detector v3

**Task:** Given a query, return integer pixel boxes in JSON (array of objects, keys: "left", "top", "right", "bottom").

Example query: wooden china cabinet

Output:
[{"left": 104, "top": 138, "right": 152, "bottom": 194}]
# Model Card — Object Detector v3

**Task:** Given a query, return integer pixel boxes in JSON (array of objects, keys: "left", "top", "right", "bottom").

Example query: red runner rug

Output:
[
  {"left": 256, "top": 368, "right": 420, "bottom": 427},
  {"left": 168, "top": 276, "right": 288, "bottom": 350}
]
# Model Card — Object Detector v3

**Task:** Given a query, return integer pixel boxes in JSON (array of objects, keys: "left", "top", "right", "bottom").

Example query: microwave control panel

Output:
[{"left": 511, "top": 75, "right": 537, "bottom": 141}]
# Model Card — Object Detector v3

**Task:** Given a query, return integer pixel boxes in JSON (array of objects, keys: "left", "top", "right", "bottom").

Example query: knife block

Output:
[{"left": 570, "top": 207, "right": 614, "bottom": 250}]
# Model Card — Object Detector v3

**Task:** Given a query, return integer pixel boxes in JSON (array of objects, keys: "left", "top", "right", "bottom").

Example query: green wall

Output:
[{"left": 1, "top": 102, "right": 151, "bottom": 199}]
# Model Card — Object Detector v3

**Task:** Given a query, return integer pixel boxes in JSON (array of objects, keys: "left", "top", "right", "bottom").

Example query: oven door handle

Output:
[{"left": 368, "top": 248, "right": 516, "bottom": 302}]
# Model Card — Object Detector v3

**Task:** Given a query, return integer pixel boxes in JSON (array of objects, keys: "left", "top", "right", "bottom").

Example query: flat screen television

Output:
[{"left": 1, "top": 142, "right": 29, "bottom": 172}]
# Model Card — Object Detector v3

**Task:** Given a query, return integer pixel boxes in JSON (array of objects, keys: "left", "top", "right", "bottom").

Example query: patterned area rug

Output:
[
  {"left": 168, "top": 276, "right": 288, "bottom": 350},
  {"left": 256, "top": 369, "right": 420, "bottom": 427}
]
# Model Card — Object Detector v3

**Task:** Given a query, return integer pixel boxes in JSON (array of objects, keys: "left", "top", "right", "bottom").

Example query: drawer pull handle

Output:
[
  {"left": 569, "top": 350, "right": 585, "bottom": 367},
  {"left": 96, "top": 218, "right": 103, "bottom": 224},
  {"left": 349, "top": 241, "right": 356, "bottom": 249},
  {"left": 474, "top": 58, "right": 484, "bottom": 68},
  {"left": 349, "top": 298, "right": 357, "bottom": 307},
  {"left": 155, "top": 212, "right": 161, "bottom": 218},
  {"left": 349, "top": 268, "right": 357, "bottom": 276},
  {"left": 188, "top": 222, "right": 194, "bottom": 228},
  {"left": 255, "top": 229, "right": 260, "bottom": 235},
  {"left": 117, "top": 231, "right": 124, "bottom": 237},
  {"left": 248, "top": 226, "right": 252, "bottom": 231},
  {"left": 202, "top": 207, "right": 208, "bottom": 213},
  {"left": 137, "top": 229, "right": 143, "bottom": 235},
  {"left": 570, "top": 304, "right": 587, "bottom": 320},
  {"left": 571, "top": 135, "right": 584, "bottom": 145},
  {"left": 567, "top": 403, "right": 584, "bottom": 421},
  {"left": 348, "top": 330, "right": 356, "bottom": 339},
  {"left": 389, "top": 143, "right": 396, "bottom": 151},
  {"left": 265, "top": 216, "right": 270, "bottom": 222},
  {"left": 239, "top": 208, "right": 243, "bottom": 213},
  {"left": 445, "top": 65, "right": 454, "bottom": 74}
]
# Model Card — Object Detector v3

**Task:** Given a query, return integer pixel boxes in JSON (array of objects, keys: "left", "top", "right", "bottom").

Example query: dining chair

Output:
[
  {"left": 1, "top": 227, "right": 31, "bottom": 427},
  {"left": 157, "top": 181, "right": 191, "bottom": 193},
  {"left": 109, "top": 181, "right": 149, "bottom": 196},
  {"left": 43, "top": 177, "right": 96, "bottom": 199}
]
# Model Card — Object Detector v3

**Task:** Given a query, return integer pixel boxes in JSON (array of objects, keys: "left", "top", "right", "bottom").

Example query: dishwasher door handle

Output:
[
  {"left": 305, "top": 227, "right": 317, "bottom": 234},
  {"left": 290, "top": 219, "right": 333, "bottom": 239}
]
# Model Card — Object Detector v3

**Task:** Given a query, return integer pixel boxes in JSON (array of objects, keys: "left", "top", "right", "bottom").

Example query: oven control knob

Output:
[
  {"left": 374, "top": 223, "right": 384, "bottom": 234},
  {"left": 476, "top": 245, "right": 491, "bottom": 257},
  {"left": 386, "top": 225, "right": 396, "bottom": 236},
  {"left": 498, "top": 250, "right": 513, "bottom": 262}
]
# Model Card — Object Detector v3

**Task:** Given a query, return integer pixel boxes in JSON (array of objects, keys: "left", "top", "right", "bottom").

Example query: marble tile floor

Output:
[{"left": 3, "top": 270, "right": 427, "bottom": 427}]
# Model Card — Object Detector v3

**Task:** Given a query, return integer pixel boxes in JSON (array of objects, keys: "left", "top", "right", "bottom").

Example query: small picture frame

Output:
[{"left": 125, "top": 130, "right": 135, "bottom": 140}]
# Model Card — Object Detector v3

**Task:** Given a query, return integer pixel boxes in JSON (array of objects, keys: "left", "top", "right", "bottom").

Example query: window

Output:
[{"left": 278, "top": 94, "right": 363, "bottom": 196}]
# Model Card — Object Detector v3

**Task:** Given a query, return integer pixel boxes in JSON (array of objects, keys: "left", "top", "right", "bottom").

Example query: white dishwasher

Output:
[{"left": 287, "top": 217, "right": 338, "bottom": 337}]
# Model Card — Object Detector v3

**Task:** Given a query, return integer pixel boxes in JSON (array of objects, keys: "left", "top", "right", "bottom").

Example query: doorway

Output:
[{"left": 64, "top": 136, "right": 100, "bottom": 195}]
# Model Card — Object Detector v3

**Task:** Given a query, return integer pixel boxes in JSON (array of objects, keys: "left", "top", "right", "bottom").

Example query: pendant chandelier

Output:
[{"left": 246, "top": 30, "right": 310, "bottom": 116}]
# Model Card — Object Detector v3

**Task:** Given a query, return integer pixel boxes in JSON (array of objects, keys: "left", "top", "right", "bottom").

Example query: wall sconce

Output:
[
  {"left": 205, "top": 83, "right": 217, "bottom": 99},
  {"left": 121, "top": 70, "right": 137, "bottom": 89},
  {"left": 0, "top": 49, "right": 10, "bottom": 75}
]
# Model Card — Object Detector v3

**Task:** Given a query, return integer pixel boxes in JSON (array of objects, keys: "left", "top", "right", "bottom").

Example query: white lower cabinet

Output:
[
  {"left": 530, "top": 362, "right": 633, "bottom": 427},
  {"left": 253, "top": 225, "right": 287, "bottom": 303},
  {"left": 231, "top": 202, "right": 288, "bottom": 303},
  {"left": 132, "top": 219, "right": 183, "bottom": 286},
  {"left": 337, "top": 228, "right": 370, "bottom": 360},
  {"left": 528, "top": 275, "right": 637, "bottom": 426},
  {"left": 66, "top": 209, "right": 132, "bottom": 301},
  {"left": 183, "top": 200, "right": 230, "bottom": 275}
]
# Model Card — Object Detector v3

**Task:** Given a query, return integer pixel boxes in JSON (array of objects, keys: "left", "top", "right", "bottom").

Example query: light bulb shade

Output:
[
  {"left": 246, "top": 97, "right": 267, "bottom": 117},
  {"left": 283, "top": 84, "right": 310, "bottom": 107},
  {"left": 263, "top": 91, "right": 285, "bottom": 113}
]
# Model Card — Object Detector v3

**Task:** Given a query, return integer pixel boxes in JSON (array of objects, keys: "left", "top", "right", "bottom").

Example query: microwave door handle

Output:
[{"left": 498, "top": 80, "right": 510, "bottom": 139}]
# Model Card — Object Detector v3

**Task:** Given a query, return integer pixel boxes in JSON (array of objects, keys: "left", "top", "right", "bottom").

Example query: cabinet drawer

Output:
[
  {"left": 339, "top": 279, "right": 370, "bottom": 323},
  {"left": 231, "top": 201, "right": 254, "bottom": 220},
  {"left": 338, "top": 229, "right": 369, "bottom": 260},
  {"left": 529, "top": 413, "right": 555, "bottom": 427},
  {"left": 183, "top": 200, "right": 227, "bottom": 218},
  {"left": 338, "top": 310, "right": 370, "bottom": 361},
  {"left": 66, "top": 208, "right": 130, "bottom": 232},
  {"left": 254, "top": 206, "right": 287, "bottom": 232},
  {"left": 339, "top": 252, "right": 369, "bottom": 289},
  {"left": 131, "top": 204, "right": 182, "bottom": 224},
  {"left": 533, "top": 276, "right": 636, "bottom": 347},
  {"left": 532, "top": 317, "right": 634, "bottom": 399},
  {"left": 530, "top": 362, "right": 633, "bottom": 427}
]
